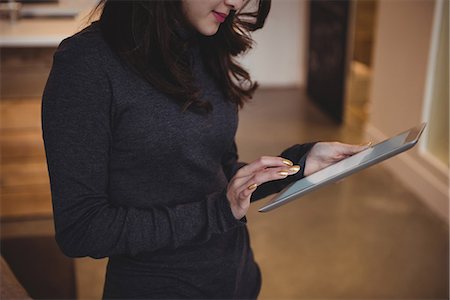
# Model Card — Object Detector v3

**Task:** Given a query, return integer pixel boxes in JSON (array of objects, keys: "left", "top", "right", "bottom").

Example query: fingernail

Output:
[
  {"left": 247, "top": 183, "right": 257, "bottom": 190},
  {"left": 278, "top": 171, "right": 289, "bottom": 177},
  {"left": 282, "top": 159, "right": 293, "bottom": 166},
  {"left": 360, "top": 141, "right": 373, "bottom": 147},
  {"left": 289, "top": 165, "right": 301, "bottom": 173}
]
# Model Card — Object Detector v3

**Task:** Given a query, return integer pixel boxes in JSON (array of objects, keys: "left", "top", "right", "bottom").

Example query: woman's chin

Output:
[{"left": 197, "top": 23, "right": 220, "bottom": 36}]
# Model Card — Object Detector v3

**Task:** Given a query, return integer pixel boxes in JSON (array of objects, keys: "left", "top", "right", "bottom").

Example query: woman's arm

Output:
[
  {"left": 250, "top": 143, "right": 318, "bottom": 201},
  {"left": 222, "top": 140, "right": 371, "bottom": 204},
  {"left": 42, "top": 37, "right": 244, "bottom": 259},
  {"left": 221, "top": 141, "right": 317, "bottom": 202}
]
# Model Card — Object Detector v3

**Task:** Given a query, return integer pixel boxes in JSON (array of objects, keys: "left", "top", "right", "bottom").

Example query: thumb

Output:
[{"left": 341, "top": 142, "right": 372, "bottom": 155}]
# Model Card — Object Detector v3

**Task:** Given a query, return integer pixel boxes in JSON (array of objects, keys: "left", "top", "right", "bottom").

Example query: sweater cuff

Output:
[
  {"left": 281, "top": 142, "right": 319, "bottom": 183},
  {"left": 297, "top": 148, "right": 310, "bottom": 178}
]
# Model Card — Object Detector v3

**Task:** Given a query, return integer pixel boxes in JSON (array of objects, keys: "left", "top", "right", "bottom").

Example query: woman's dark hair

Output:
[{"left": 91, "top": 0, "right": 271, "bottom": 112}]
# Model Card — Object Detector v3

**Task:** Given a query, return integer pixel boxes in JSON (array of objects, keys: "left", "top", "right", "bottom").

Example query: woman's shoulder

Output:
[{"left": 55, "top": 21, "right": 110, "bottom": 61}]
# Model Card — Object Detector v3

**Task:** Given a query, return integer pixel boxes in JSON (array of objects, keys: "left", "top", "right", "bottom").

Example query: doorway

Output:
[{"left": 345, "top": 0, "right": 378, "bottom": 126}]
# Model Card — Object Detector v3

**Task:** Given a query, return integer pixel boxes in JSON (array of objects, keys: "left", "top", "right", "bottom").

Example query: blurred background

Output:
[{"left": 0, "top": 0, "right": 448, "bottom": 299}]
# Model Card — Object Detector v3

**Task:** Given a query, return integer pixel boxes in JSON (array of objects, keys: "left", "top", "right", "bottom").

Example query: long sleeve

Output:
[
  {"left": 42, "top": 37, "right": 244, "bottom": 259},
  {"left": 221, "top": 141, "right": 246, "bottom": 180},
  {"left": 221, "top": 141, "right": 317, "bottom": 202},
  {"left": 250, "top": 143, "right": 317, "bottom": 201}
]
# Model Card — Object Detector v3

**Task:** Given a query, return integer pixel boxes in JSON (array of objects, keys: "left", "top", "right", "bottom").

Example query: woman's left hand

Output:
[{"left": 304, "top": 141, "right": 372, "bottom": 177}]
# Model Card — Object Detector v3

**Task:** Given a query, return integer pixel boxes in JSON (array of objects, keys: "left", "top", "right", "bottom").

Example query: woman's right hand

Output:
[{"left": 226, "top": 156, "right": 301, "bottom": 220}]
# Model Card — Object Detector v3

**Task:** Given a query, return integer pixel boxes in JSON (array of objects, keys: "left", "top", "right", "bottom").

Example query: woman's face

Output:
[{"left": 182, "top": 0, "right": 244, "bottom": 36}]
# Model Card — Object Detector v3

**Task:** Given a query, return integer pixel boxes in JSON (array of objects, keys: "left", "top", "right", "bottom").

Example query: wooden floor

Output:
[
  {"left": 0, "top": 88, "right": 448, "bottom": 299},
  {"left": 240, "top": 89, "right": 448, "bottom": 299}
]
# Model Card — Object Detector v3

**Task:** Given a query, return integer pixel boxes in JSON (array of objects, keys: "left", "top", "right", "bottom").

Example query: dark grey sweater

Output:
[{"left": 42, "top": 22, "right": 315, "bottom": 299}]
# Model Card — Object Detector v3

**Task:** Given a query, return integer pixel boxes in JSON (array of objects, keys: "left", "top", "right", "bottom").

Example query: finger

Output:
[
  {"left": 232, "top": 180, "right": 258, "bottom": 203},
  {"left": 239, "top": 183, "right": 257, "bottom": 199},
  {"left": 235, "top": 156, "right": 294, "bottom": 178},
  {"left": 237, "top": 169, "right": 291, "bottom": 199},
  {"left": 232, "top": 164, "right": 301, "bottom": 189},
  {"left": 237, "top": 165, "right": 301, "bottom": 196}
]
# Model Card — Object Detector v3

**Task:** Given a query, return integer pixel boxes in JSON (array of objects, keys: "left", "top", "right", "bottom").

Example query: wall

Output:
[
  {"left": 239, "top": 0, "right": 307, "bottom": 87},
  {"left": 423, "top": 0, "right": 449, "bottom": 167},
  {"left": 366, "top": 0, "right": 448, "bottom": 221}
]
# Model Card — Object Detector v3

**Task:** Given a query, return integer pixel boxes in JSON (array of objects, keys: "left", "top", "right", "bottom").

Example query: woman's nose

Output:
[{"left": 224, "top": 0, "right": 244, "bottom": 11}]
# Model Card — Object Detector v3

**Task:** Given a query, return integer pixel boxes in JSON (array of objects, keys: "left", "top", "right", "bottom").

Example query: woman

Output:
[{"left": 42, "top": 0, "right": 369, "bottom": 298}]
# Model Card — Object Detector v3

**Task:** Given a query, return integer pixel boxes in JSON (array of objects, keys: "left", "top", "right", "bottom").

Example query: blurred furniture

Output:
[
  {"left": 1, "top": 235, "right": 77, "bottom": 299},
  {"left": 1, "top": 255, "right": 31, "bottom": 299},
  {"left": 0, "top": 0, "right": 58, "bottom": 3},
  {"left": 1, "top": 97, "right": 53, "bottom": 217},
  {"left": 0, "top": 2, "right": 97, "bottom": 299},
  {"left": 0, "top": 0, "right": 98, "bottom": 47},
  {"left": 0, "top": 1, "right": 22, "bottom": 24}
]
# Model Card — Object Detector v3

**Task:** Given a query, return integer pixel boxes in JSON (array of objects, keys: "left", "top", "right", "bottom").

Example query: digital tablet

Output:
[{"left": 258, "top": 123, "right": 426, "bottom": 213}]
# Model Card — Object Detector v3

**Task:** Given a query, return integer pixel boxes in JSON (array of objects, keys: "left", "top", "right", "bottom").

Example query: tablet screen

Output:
[
  {"left": 259, "top": 124, "right": 425, "bottom": 212},
  {"left": 307, "top": 131, "right": 408, "bottom": 184}
]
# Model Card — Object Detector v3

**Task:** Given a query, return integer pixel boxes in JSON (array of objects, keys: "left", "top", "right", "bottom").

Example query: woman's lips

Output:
[{"left": 212, "top": 11, "right": 227, "bottom": 23}]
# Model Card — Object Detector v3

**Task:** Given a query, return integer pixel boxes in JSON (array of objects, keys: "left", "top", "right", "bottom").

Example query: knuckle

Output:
[
  {"left": 252, "top": 172, "right": 265, "bottom": 184},
  {"left": 248, "top": 176, "right": 257, "bottom": 185},
  {"left": 259, "top": 156, "right": 270, "bottom": 165},
  {"left": 235, "top": 167, "right": 246, "bottom": 176},
  {"left": 239, "top": 191, "right": 248, "bottom": 201},
  {"left": 227, "top": 181, "right": 237, "bottom": 191}
]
